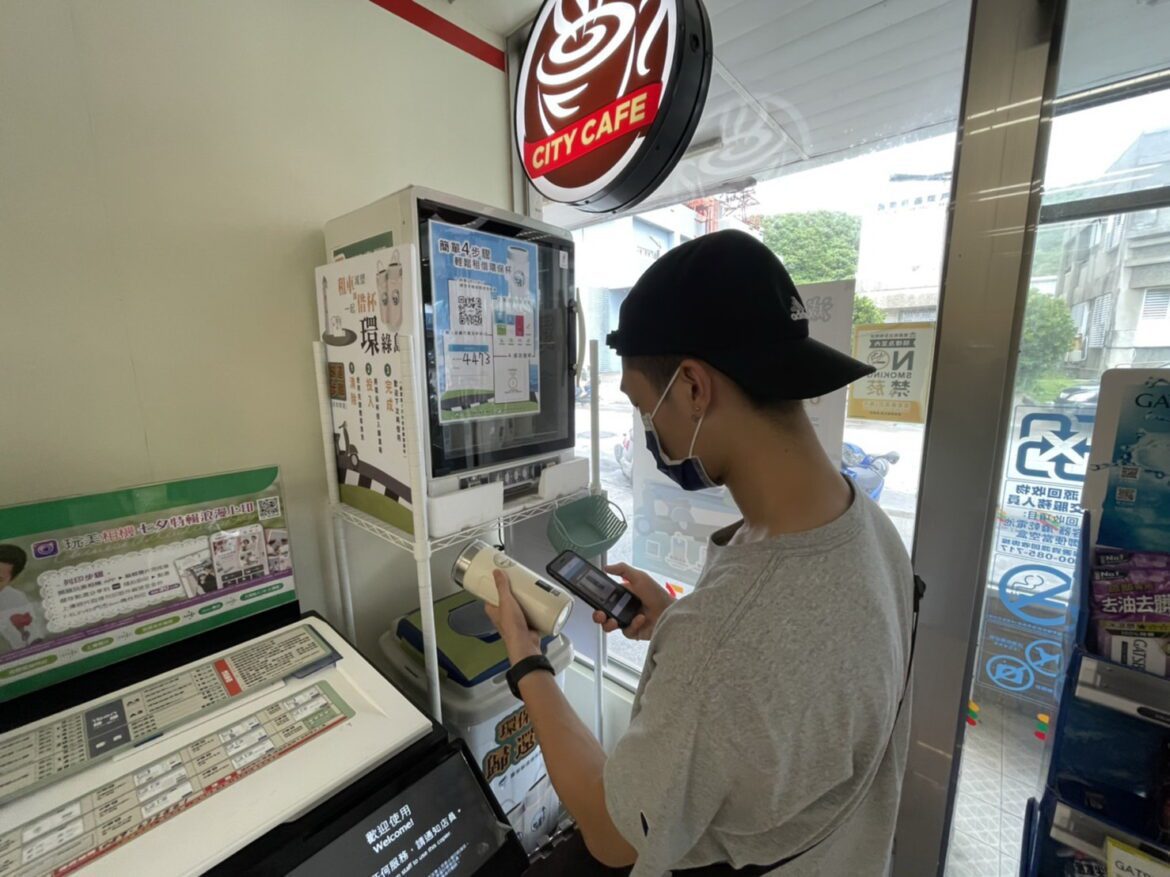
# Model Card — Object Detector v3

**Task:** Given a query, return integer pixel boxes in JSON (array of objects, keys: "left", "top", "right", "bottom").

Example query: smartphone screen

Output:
[{"left": 546, "top": 552, "right": 642, "bottom": 628}]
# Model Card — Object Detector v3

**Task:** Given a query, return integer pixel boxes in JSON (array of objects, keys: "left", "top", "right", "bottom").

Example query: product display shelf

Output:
[
  {"left": 1020, "top": 512, "right": 1170, "bottom": 875},
  {"left": 312, "top": 335, "right": 604, "bottom": 729},
  {"left": 1021, "top": 792, "right": 1170, "bottom": 876},
  {"left": 1019, "top": 798, "right": 1039, "bottom": 877}
]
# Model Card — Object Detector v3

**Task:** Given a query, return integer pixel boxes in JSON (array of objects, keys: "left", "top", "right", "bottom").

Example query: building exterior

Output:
[
  {"left": 855, "top": 172, "right": 951, "bottom": 323},
  {"left": 1054, "top": 129, "right": 1170, "bottom": 374},
  {"left": 573, "top": 200, "right": 757, "bottom": 373}
]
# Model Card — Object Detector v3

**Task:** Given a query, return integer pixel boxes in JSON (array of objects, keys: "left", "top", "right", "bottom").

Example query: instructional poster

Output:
[
  {"left": 316, "top": 249, "right": 414, "bottom": 534},
  {"left": 0, "top": 467, "right": 297, "bottom": 702},
  {"left": 428, "top": 220, "right": 541, "bottom": 423}
]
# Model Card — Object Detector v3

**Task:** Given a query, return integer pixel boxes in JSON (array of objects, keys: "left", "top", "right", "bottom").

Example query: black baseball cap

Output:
[{"left": 605, "top": 229, "right": 875, "bottom": 400}]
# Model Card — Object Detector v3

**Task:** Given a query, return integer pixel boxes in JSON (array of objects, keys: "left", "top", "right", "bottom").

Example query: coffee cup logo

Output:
[{"left": 516, "top": 0, "right": 712, "bottom": 213}]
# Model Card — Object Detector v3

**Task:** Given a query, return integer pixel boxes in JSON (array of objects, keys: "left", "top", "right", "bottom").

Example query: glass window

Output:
[
  {"left": 1087, "top": 293, "right": 1112, "bottom": 349},
  {"left": 1137, "top": 288, "right": 1170, "bottom": 346},
  {"left": 1056, "top": 0, "right": 1170, "bottom": 98},
  {"left": 517, "top": 0, "right": 969, "bottom": 689},
  {"left": 946, "top": 9, "right": 1170, "bottom": 865},
  {"left": 1044, "top": 90, "right": 1170, "bottom": 204},
  {"left": 573, "top": 135, "right": 956, "bottom": 672}
]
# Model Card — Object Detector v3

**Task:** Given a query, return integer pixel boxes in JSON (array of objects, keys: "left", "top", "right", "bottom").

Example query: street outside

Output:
[{"left": 574, "top": 374, "right": 926, "bottom": 670}]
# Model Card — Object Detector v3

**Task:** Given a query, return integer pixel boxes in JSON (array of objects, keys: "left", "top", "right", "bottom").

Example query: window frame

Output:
[{"left": 1137, "top": 286, "right": 1170, "bottom": 346}]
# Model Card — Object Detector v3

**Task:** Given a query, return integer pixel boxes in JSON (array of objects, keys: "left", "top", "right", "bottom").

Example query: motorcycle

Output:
[
  {"left": 575, "top": 365, "right": 592, "bottom": 404},
  {"left": 614, "top": 431, "right": 633, "bottom": 483},
  {"left": 841, "top": 442, "right": 900, "bottom": 501}
]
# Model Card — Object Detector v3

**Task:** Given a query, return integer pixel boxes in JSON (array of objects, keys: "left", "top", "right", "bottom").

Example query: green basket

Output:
[{"left": 547, "top": 494, "right": 627, "bottom": 557}]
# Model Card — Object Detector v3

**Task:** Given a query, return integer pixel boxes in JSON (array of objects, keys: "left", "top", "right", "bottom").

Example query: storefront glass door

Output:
[{"left": 902, "top": 0, "right": 1170, "bottom": 873}]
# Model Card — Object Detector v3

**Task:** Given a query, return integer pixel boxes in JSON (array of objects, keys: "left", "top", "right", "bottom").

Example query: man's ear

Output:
[{"left": 679, "top": 359, "right": 714, "bottom": 413}]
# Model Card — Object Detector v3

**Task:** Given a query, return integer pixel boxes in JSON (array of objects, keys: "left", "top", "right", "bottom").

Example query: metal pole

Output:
[
  {"left": 402, "top": 334, "right": 442, "bottom": 720},
  {"left": 894, "top": 0, "right": 1065, "bottom": 871},
  {"left": 332, "top": 515, "right": 357, "bottom": 643},
  {"left": 590, "top": 340, "right": 601, "bottom": 496},
  {"left": 589, "top": 340, "right": 605, "bottom": 745}
]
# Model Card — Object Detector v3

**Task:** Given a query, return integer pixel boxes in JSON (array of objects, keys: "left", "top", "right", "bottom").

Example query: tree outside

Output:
[
  {"left": 757, "top": 211, "right": 861, "bottom": 285},
  {"left": 853, "top": 294, "right": 885, "bottom": 325},
  {"left": 1018, "top": 288, "right": 1077, "bottom": 399},
  {"left": 1031, "top": 225, "right": 1065, "bottom": 276}
]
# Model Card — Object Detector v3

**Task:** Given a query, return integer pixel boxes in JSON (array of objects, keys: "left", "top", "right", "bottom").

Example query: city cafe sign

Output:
[{"left": 515, "top": 0, "right": 713, "bottom": 213}]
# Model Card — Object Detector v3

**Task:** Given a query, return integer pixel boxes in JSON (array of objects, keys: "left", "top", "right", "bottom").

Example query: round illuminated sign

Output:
[{"left": 515, "top": 0, "right": 712, "bottom": 214}]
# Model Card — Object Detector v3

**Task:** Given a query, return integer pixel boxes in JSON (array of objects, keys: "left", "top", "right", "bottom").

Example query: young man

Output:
[{"left": 487, "top": 230, "right": 916, "bottom": 876}]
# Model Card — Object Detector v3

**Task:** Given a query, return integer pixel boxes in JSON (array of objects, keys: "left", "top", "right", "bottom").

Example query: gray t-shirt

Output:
[{"left": 604, "top": 487, "right": 913, "bottom": 876}]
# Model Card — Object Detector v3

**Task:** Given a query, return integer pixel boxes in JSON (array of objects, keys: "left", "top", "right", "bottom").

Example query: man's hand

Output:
[
  {"left": 483, "top": 569, "right": 542, "bottom": 664},
  {"left": 592, "top": 563, "right": 674, "bottom": 641}
]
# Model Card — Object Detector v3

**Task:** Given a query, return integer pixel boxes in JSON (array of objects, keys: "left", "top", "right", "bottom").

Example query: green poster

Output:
[{"left": 0, "top": 467, "right": 297, "bottom": 702}]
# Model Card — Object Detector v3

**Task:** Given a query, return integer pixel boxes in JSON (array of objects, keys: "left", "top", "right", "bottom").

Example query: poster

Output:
[
  {"left": 848, "top": 323, "right": 936, "bottom": 423},
  {"left": 428, "top": 220, "right": 541, "bottom": 423},
  {"left": 0, "top": 467, "right": 297, "bottom": 702},
  {"left": 630, "top": 280, "right": 856, "bottom": 588},
  {"left": 974, "top": 405, "right": 1095, "bottom": 706},
  {"left": 316, "top": 249, "right": 414, "bottom": 534}
]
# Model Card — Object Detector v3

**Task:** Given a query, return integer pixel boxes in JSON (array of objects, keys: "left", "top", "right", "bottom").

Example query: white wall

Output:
[{"left": 0, "top": 0, "right": 514, "bottom": 631}]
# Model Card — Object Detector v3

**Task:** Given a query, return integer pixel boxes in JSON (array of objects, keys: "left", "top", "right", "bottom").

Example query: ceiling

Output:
[{"left": 451, "top": 0, "right": 1170, "bottom": 229}]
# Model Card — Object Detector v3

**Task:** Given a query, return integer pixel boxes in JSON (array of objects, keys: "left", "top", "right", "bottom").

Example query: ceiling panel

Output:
[
  {"left": 729, "top": 3, "right": 964, "bottom": 88},
  {"left": 708, "top": 0, "right": 878, "bottom": 52}
]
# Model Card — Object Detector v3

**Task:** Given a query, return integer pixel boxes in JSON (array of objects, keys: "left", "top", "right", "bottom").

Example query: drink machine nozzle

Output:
[{"left": 452, "top": 540, "right": 573, "bottom": 637}]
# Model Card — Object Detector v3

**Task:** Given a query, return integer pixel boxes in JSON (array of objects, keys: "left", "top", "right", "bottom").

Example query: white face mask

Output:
[{"left": 641, "top": 367, "right": 717, "bottom": 491}]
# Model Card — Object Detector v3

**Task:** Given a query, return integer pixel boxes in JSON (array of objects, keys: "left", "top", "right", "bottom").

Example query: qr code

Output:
[
  {"left": 456, "top": 294, "right": 483, "bottom": 327},
  {"left": 1120, "top": 465, "right": 1140, "bottom": 480},
  {"left": 257, "top": 496, "right": 282, "bottom": 521},
  {"left": 1115, "top": 487, "right": 1137, "bottom": 505}
]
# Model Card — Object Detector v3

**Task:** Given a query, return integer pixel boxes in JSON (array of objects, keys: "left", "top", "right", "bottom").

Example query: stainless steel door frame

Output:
[{"left": 893, "top": 0, "right": 1066, "bottom": 873}]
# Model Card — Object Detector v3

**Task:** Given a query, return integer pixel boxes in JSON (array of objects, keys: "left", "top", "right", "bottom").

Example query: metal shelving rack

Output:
[
  {"left": 312, "top": 337, "right": 601, "bottom": 727},
  {"left": 330, "top": 493, "right": 588, "bottom": 555}
]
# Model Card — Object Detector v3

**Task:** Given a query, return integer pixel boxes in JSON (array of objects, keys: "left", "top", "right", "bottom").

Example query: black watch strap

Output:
[{"left": 506, "top": 654, "right": 554, "bottom": 699}]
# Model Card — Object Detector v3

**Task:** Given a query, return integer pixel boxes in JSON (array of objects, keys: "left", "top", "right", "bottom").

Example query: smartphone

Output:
[{"left": 546, "top": 551, "right": 642, "bottom": 628}]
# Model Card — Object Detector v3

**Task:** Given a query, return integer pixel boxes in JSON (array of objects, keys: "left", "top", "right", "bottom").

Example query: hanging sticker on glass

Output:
[
  {"left": 1098, "top": 376, "right": 1170, "bottom": 553},
  {"left": 429, "top": 220, "right": 541, "bottom": 423}
]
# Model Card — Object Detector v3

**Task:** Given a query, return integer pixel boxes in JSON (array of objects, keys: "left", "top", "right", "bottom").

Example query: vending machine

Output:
[
  {"left": 321, "top": 187, "right": 588, "bottom": 538},
  {"left": 0, "top": 469, "right": 530, "bottom": 877}
]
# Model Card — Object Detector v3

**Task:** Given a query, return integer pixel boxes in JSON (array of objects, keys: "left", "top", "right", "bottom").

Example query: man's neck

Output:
[{"left": 722, "top": 416, "right": 853, "bottom": 537}]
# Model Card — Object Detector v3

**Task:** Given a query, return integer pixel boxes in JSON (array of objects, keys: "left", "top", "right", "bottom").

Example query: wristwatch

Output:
[{"left": 506, "top": 654, "right": 554, "bottom": 700}]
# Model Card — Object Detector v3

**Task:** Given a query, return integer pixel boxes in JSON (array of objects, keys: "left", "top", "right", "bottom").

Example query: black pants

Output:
[{"left": 522, "top": 830, "right": 777, "bottom": 877}]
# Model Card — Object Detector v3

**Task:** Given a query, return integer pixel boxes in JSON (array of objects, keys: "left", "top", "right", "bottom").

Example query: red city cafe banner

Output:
[{"left": 522, "top": 82, "right": 663, "bottom": 180}]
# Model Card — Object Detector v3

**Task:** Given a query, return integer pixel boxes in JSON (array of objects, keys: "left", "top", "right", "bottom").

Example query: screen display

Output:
[
  {"left": 557, "top": 555, "right": 618, "bottom": 604},
  {"left": 289, "top": 752, "right": 505, "bottom": 877},
  {"left": 417, "top": 199, "right": 575, "bottom": 477}
]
